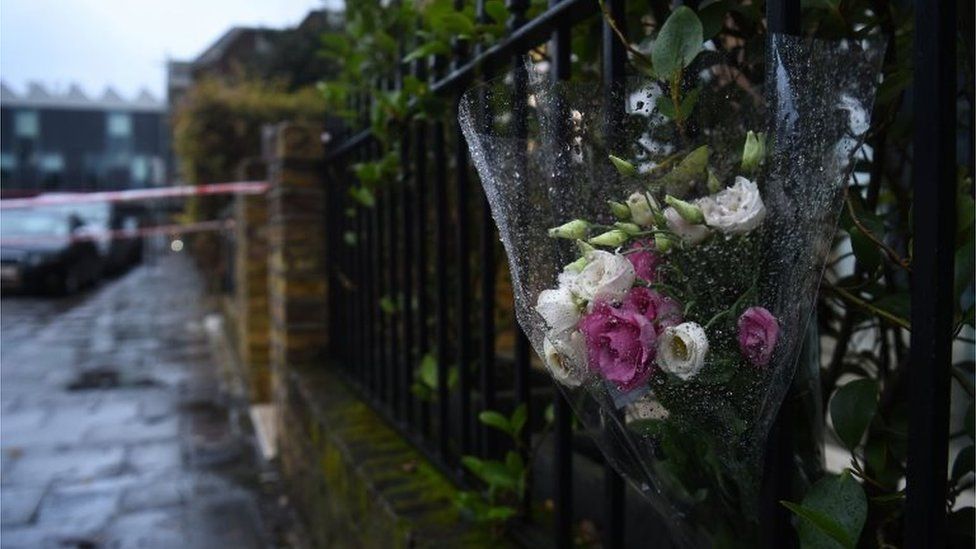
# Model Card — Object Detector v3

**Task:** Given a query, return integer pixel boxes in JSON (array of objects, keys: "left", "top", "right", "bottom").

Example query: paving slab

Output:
[{"left": 1, "top": 253, "right": 293, "bottom": 548}]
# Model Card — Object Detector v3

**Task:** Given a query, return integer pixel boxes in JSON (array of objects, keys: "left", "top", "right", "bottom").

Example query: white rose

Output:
[
  {"left": 543, "top": 332, "right": 587, "bottom": 387},
  {"left": 698, "top": 176, "right": 766, "bottom": 234},
  {"left": 626, "top": 192, "right": 656, "bottom": 227},
  {"left": 658, "top": 322, "right": 709, "bottom": 381},
  {"left": 535, "top": 285, "right": 580, "bottom": 333},
  {"left": 664, "top": 207, "right": 710, "bottom": 245},
  {"left": 572, "top": 250, "right": 635, "bottom": 304}
]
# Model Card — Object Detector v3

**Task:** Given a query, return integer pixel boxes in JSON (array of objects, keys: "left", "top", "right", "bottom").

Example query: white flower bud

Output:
[
  {"left": 548, "top": 219, "right": 590, "bottom": 240},
  {"left": 664, "top": 195, "right": 705, "bottom": 224},
  {"left": 658, "top": 322, "right": 709, "bottom": 381},
  {"left": 588, "top": 229, "right": 630, "bottom": 248},
  {"left": 664, "top": 207, "right": 710, "bottom": 245},
  {"left": 609, "top": 155, "right": 637, "bottom": 176},
  {"left": 741, "top": 131, "right": 767, "bottom": 172},
  {"left": 608, "top": 200, "right": 631, "bottom": 220},
  {"left": 627, "top": 192, "right": 657, "bottom": 227},
  {"left": 613, "top": 222, "right": 642, "bottom": 236}
]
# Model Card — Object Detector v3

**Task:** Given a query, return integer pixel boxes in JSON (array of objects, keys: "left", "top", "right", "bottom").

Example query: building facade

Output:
[{"left": 0, "top": 82, "right": 166, "bottom": 193}]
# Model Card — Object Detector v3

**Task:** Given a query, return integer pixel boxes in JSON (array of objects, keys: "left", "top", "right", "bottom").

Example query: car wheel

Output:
[{"left": 61, "top": 268, "right": 80, "bottom": 295}]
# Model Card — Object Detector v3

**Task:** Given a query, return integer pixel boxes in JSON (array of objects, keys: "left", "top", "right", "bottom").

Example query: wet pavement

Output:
[{"left": 1, "top": 251, "right": 292, "bottom": 548}]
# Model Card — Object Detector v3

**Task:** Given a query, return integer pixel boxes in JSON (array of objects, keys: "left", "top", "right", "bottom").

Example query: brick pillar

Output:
[
  {"left": 265, "top": 122, "right": 328, "bottom": 388},
  {"left": 234, "top": 183, "right": 271, "bottom": 402}
]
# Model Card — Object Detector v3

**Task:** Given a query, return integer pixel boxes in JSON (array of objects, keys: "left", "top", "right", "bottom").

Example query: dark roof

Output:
[
  {"left": 0, "top": 81, "right": 164, "bottom": 112},
  {"left": 192, "top": 26, "right": 278, "bottom": 70}
]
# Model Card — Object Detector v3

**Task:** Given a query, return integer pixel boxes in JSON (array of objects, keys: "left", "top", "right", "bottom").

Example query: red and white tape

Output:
[
  {"left": 0, "top": 182, "right": 269, "bottom": 210},
  {"left": 0, "top": 219, "right": 235, "bottom": 246}
]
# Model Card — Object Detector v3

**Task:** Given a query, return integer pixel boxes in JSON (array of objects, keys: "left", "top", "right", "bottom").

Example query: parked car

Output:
[
  {"left": 103, "top": 211, "right": 145, "bottom": 276},
  {"left": 0, "top": 208, "right": 102, "bottom": 294}
]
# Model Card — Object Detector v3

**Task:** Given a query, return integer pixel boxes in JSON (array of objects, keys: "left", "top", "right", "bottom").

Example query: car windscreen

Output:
[{"left": 0, "top": 210, "right": 69, "bottom": 237}]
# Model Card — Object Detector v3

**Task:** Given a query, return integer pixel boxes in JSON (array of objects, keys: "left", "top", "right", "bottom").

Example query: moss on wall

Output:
[{"left": 277, "top": 365, "right": 512, "bottom": 548}]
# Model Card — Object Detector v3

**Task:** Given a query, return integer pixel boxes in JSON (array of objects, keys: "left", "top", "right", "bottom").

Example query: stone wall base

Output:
[{"left": 277, "top": 365, "right": 510, "bottom": 548}]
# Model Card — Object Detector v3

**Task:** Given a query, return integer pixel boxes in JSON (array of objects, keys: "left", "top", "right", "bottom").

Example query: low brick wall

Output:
[
  {"left": 278, "top": 365, "right": 508, "bottom": 548},
  {"left": 256, "top": 122, "right": 503, "bottom": 547}
]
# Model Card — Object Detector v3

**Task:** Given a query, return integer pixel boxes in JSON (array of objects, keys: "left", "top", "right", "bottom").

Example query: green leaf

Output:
[
  {"left": 656, "top": 145, "right": 710, "bottom": 197},
  {"left": 873, "top": 293, "right": 910, "bottom": 323},
  {"left": 544, "top": 403, "right": 555, "bottom": 424},
  {"left": 343, "top": 231, "right": 358, "bottom": 246},
  {"left": 461, "top": 456, "right": 519, "bottom": 490},
  {"left": 830, "top": 379, "right": 879, "bottom": 449},
  {"left": 651, "top": 6, "right": 704, "bottom": 79},
  {"left": 655, "top": 94, "right": 678, "bottom": 119},
  {"left": 434, "top": 12, "right": 476, "bottom": 37},
  {"left": 510, "top": 404, "right": 527, "bottom": 436},
  {"left": 418, "top": 354, "right": 438, "bottom": 389},
  {"left": 478, "top": 410, "right": 512, "bottom": 435},
  {"left": 781, "top": 502, "right": 855, "bottom": 548},
  {"left": 379, "top": 295, "right": 398, "bottom": 314},
  {"left": 697, "top": 0, "right": 729, "bottom": 39},
  {"left": 319, "top": 33, "right": 351, "bottom": 56},
  {"left": 782, "top": 471, "right": 868, "bottom": 549},
  {"left": 864, "top": 438, "right": 887, "bottom": 475},
  {"left": 349, "top": 186, "right": 376, "bottom": 207},
  {"left": 483, "top": 505, "right": 518, "bottom": 521},
  {"left": 678, "top": 87, "right": 701, "bottom": 119},
  {"left": 505, "top": 450, "right": 524, "bottom": 475},
  {"left": 403, "top": 40, "right": 450, "bottom": 63},
  {"left": 848, "top": 226, "right": 882, "bottom": 272},
  {"left": 484, "top": 0, "right": 507, "bottom": 24}
]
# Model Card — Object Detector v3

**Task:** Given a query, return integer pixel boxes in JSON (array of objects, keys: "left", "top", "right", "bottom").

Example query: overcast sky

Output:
[{"left": 1, "top": 0, "right": 341, "bottom": 101}]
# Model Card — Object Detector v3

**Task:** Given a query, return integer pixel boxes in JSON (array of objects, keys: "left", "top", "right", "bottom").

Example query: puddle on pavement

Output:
[{"left": 65, "top": 368, "right": 161, "bottom": 391}]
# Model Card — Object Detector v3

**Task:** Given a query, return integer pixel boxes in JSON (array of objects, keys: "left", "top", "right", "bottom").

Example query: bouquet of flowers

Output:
[{"left": 460, "top": 30, "right": 883, "bottom": 545}]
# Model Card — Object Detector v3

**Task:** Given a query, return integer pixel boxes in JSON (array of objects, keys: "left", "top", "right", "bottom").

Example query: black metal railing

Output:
[{"left": 321, "top": 0, "right": 957, "bottom": 547}]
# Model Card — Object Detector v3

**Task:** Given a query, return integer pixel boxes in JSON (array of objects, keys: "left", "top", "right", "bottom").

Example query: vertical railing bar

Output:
[
  {"left": 400, "top": 50, "right": 416, "bottom": 425},
  {"left": 433, "top": 53, "right": 453, "bottom": 460},
  {"left": 414, "top": 57, "right": 432, "bottom": 437},
  {"left": 385, "top": 77, "right": 402, "bottom": 419},
  {"left": 350, "top": 94, "right": 365, "bottom": 385},
  {"left": 372, "top": 137, "right": 385, "bottom": 402},
  {"left": 453, "top": 0, "right": 475, "bottom": 457},
  {"left": 600, "top": 0, "right": 627, "bottom": 545},
  {"left": 506, "top": 0, "right": 533, "bottom": 519},
  {"left": 548, "top": 1, "right": 574, "bottom": 545},
  {"left": 475, "top": 0, "right": 499, "bottom": 458},
  {"left": 359, "top": 100, "right": 371, "bottom": 391},
  {"left": 905, "top": 0, "right": 956, "bottom": 545},
  {"left": 760, "top": 2, "right": 800, "bottom": 548}
]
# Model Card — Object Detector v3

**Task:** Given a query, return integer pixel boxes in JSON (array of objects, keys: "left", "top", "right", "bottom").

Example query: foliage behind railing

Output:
[{"left": 316, "top": 0, "right": 974, "bottom": 546}]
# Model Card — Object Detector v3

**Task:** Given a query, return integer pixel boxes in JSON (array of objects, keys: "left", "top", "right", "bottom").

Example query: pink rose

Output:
[
  {"left": 579, "top": 301, "right": 656, "bottom": 391},
  {"left": 626, "top": 241, "right": 662, "bottom": 282},
  {"left": 737, "top": 306, "right": 779, "bottom": 367},
  {"left": 621, "top": 286, "right": 682, "bottom": 330}
]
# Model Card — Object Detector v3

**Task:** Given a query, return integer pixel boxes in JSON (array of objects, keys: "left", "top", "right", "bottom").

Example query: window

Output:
[
  {"left": 39, "top": 153, "right": 64, "bottom": 172},
  {"left": 14, "top": 111, "right": 38, "bottom": 138},
  {"left": 130, "top": 156, "right": 148, "bottom": 184},
  {"left": 0, "top": 153, "right": 16, "bottom": 170},
  {"left": 107, "top": 112, "right": 132, "bottom": 137}
]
